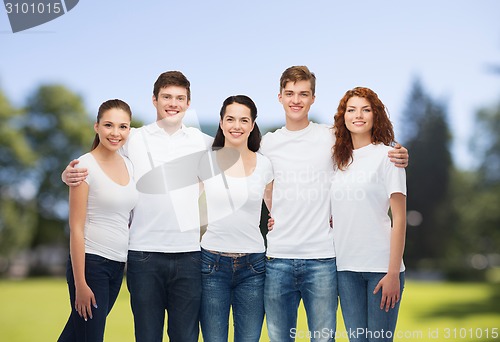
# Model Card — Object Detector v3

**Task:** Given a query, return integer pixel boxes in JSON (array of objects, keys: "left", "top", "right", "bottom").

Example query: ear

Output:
[
  {"left": 94, "top": 122, "right": 99, "bottom": 133},
  {"left": 152, "top": 94, "right": 157, "bottom": 106},
  {"left": 311, "top": 94, "right": 316, "bottom": 104},
  {"left": 278, "top": 93, "right": 283, "bottom": 104},
  {"left": 250, "top": 121, "right": 255, "bottom": 132},
  {"left": 219, "top": 119, "right": 223, "bottom": 129}
]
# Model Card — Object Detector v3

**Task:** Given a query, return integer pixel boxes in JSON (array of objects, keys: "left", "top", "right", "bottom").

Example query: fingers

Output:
[
  {"left": 75, "top": 297, "right": 97, "bottom": 321},
  {"left": 68, "top": 159, "right": 80, "bottom": 168},
  {"left": 373, "top": 281, "right": 382, "bottom": 295},
  {"left": 75, "top": 302, "right": 92, "bottom": 321},
  {"left": 267, "top": 216, "right": 275, "bottom": 231}
]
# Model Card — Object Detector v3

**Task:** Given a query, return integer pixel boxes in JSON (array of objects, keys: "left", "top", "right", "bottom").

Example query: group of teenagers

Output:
[{"left": 58, "top": 65, "right": 410, "bottom": 342}]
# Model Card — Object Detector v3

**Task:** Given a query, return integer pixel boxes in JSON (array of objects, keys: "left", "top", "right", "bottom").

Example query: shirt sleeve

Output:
[{"left": 383, "top": 154, "right": 406, "bottom": 197}]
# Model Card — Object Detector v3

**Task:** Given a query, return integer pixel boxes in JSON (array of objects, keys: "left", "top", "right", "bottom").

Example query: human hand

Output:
[
  {"left": 63, "top": 160, "right": 88, "bottom": 186},
  {"left": 267, "top": 213, "right": 275, "bottom": 231},
  {"left": 388, "top": 143, "right": 409, "bottom": 168},
  {"left": 75, "top": 283, "right": 97, "bottom": 321},
  {"left": 373, "top": 273, "right": 400, "bottom": 312}
]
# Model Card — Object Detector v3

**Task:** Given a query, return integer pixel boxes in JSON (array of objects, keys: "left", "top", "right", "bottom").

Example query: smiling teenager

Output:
[
  {"left": 260, "top": 66, "right": 409, "bottom": 342},
  {"left": 198, "top": 95, "right": 273, "bottom": 342},
  {"left": 58, "top": 99, "right": 138, "bottom": 342},
  {"left": 331, "top": 87, "right": 407, "bottom": 342}
]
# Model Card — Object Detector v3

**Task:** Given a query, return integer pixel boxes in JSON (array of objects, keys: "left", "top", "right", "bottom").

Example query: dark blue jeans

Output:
[
  {"left": 126, "top": 250, "right": 202, "bottom": 342},
  {"left": 338, "top": 271, "right": 405, "bottom": 342},
  {"left": 200, "top": 249, "right": 266, "bottom": 342},
  {"left": 58, "top": 254, "right": 125, "bottom": 342}
]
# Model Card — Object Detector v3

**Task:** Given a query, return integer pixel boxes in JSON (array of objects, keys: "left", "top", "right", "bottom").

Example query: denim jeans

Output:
[
  {"left": 264, "top": 258, "right": 338, "bottom": 342},
  {"left": 337, "top": 271, "right": 405, "bottom": 342},
  {"left": 58, "top": 254, "right": 125, "bottom": 342},
  {"left": 200, "top": 249, "right": 266, "bottom": 342},
  {"left": 126, "top": 250, "right": 201, "bottom": 342}
]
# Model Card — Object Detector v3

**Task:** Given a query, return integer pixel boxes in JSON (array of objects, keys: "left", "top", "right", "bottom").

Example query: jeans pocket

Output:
[
  {"left": 201, "top": 259, "right": 216, "bottom": 275},
  {"left": 250, "top": 256, "right": 266, "bottom": 274},
  {"left": 127, "top": 251, "right": 152, "bottom": 263}
]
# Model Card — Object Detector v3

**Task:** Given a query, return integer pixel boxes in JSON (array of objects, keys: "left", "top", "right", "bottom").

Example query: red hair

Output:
[{"left": 333, "top": 87, "right": 395, "bottom": 170}]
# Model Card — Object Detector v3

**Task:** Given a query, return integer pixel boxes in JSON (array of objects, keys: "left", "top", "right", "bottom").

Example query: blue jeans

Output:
[
  {"left": 126, "top": 250, "right": 201, "bottom": 342},
  {"left": 337, "top": 271, "right": 405, "bottom": 342},
  {"left": 264, "top": 258, "right": 338, "bottom": 342},
  {"left": 200, "top": 249, "right": 266, "bottom": 342},
  {"left": 58, "top": 254, "right": 125, "bottom": 342}
]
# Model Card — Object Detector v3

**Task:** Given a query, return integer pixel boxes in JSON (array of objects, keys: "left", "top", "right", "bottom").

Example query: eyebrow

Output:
[{"left": 225, "top": 115, "right": 251, "bottom": 119}]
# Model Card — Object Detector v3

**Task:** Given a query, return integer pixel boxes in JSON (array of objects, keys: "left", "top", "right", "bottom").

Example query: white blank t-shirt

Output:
[
  {"left": 260, "top": 122, "right": 335, "bottom": 259},
  {"left": 200, "top": 152, "right": 273, "bottom": 253},
  {"left": 79, "top": 153, "right": 138, "bottom": 262},
  {"left": 331, "top": 143, "right": 406, "bottom": 272}
]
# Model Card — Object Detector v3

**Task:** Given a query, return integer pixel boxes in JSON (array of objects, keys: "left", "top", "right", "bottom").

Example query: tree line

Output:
[{"left": 0, "top": 80, "right": 499, "bottom": 280}]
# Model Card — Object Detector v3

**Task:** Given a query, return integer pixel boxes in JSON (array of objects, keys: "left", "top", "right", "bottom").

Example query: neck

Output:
[
  {"left": 223, "top": 143, "right": 252, "bottom": 157},
  {"left": 91, "top": 145, "right": 119, "bottom": 160},
  {"left": 351, "top": 134, "right": 372, "bottom": 149},
  {"left": 285, "top": 118, "right": 309, "bottom": 131},
  {"left": 157, "top": 120, "right": 182, "bottom": 135}
]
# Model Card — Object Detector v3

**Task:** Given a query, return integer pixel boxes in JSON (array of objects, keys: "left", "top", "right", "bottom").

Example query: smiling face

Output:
[
  {"left": 344, "top": 96, "right": 374, "bottom": 143},
  {"left": 153, "top": 85, "right": 190, "bottom": 131},
  {"left": 278, "top": 80, "right": 315, "bottom": 130},
  {"left": 94, "top": 108, "right": 131, "bottom": 152},
  {"left": 220, "top": 102, "right": 254, "bottom": 149}
]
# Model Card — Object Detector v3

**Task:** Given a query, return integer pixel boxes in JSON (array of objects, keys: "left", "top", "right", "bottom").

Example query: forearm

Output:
[
  {"left": 69, "top": 229, "right": 87, "bottom": 287},
  {"left": 388, "top": 194, "right": 406, "bottom": 274}
]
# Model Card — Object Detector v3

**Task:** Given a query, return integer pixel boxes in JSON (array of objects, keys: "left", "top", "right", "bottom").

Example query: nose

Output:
[
  {"left": 292, "top": 93, "right": 301, "bottom": 103},
  {"left": 168, "top": 97, "right": 179, "bottom": 107},
  {"left": 111, "top": 126, "right": 120, "bottom": 136}
]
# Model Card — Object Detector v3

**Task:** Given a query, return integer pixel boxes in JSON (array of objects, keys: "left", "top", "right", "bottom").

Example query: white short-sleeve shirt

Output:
[
  {"left": 200, "top": 152, "right": 273, "bottom": 253},
  {"left": 79, "top": 153, "right": 138, "bottom": 262},
  {"left": 330, "top": 143, "right": 406, "bottom": 272},
  {"left": 260, "top": 122, "right": 335, "bottom": 259}
]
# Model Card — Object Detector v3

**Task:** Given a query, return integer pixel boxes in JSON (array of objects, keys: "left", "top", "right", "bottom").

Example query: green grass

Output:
[{"left": 0, "top": 278, "right": 499, "bottom": 341}]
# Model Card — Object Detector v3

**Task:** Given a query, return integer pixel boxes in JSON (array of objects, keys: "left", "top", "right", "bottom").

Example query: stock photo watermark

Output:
[
  {"left": 290, "top": 327, "right": 499, "bottom": 340},
  {"left": 3, "top": 0, "right": 79, "bottom": 32}
]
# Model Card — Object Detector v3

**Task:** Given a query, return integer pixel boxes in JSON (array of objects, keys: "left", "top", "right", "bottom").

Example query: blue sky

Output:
[{"left": 1, "top": 0, "right": 500, "bottom": 169}]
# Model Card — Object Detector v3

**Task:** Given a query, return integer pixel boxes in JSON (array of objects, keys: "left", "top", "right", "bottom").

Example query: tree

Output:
[
  {"left": 400, "top": 78, "right": 453, "bottom": 270},
  {"left": 0, "top": 89, "right": 38, "bottom": 263},
  {"left": 472, "top": 100, "right": 500, "bottom": 185},
  {"left": 22, "top": 85, "right": 94, "bottom": 253}
]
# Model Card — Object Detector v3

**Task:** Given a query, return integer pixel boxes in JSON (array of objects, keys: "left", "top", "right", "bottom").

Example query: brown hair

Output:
[
  {"left": 153, "top": 71, "right": 191, "bottom": 101},
  {"left": 279, "top": 65, "right": 316, "bottom": 95},
  {"left": 333, "top": 87, "right": 395, "bottom": 170},
  {"left": 91, "top": 99, "right": 132, "bottom": 150}
]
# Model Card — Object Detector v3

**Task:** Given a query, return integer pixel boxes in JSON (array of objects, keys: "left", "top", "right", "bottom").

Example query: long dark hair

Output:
[
  {"left": 91, "top": 99, "right": 132, "bottom": 150},
  {"left": 212, "top": 95, "right": 262, "bottom": 152}
]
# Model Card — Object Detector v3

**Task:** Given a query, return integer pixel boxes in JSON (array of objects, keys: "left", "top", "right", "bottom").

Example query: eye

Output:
[{"left": 104, "top": 123, "right": 112, "bottom": 127}]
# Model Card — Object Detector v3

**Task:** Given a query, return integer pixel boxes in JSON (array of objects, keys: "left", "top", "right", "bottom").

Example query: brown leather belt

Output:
[{"left": 207, "top": 250, "right": 249, "bottom": 258}]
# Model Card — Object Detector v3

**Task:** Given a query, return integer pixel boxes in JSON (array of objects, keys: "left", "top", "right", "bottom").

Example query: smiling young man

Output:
[
  {"left": 62, "top": 71, "right": 212, "bottom": 342},
  {"left": 260, "top": 66, "right": 409, "bottom": 342}
]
